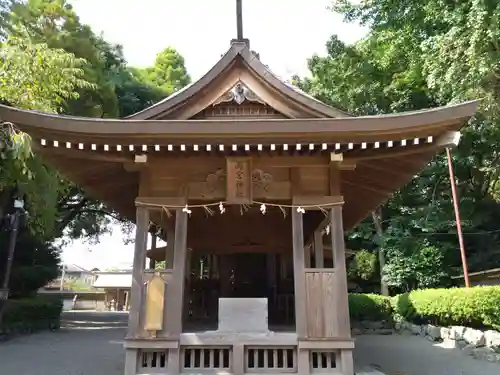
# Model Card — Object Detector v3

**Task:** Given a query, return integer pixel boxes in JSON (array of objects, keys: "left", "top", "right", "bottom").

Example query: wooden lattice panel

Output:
[
  {"left": 310, "top": 350, "right": 338, "bottom": 372},
  {"left": 245, "top": 347, "right": 297, "bottom": 373},
  {"left": 139, "top": 350, "right": 168, "bottom": 373},
  {"left": 181, "top": 347, "right": 232, "bottom": 371}
]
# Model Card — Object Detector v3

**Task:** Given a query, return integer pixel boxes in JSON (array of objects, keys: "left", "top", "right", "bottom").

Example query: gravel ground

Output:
[{"left": 0, "top": 312, "right": 499, "bottom": 375}]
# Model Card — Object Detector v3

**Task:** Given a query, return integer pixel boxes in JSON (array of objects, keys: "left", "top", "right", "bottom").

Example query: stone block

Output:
[
  {"left": 427, "top": 325, "right": 442, "bottom": 341},
  {"left": 485, "top": 330, "right": 500, "bottom": 348},
  {"left": 410, "top": 324, "right": 422, "bottom": 335},
  {"left": 441, "top": 338, "right": 459, "bottom": 349},
  {"left": 450, "top": 326, "right": 466, "bottom": 341},
  {"left": 218, "top": 298, "right": 268, "bottom": 333},
  {"left": 463, "top": 328, "right": 485, "bottom": 347},
  {"left": 440, "top": 327, "right": 451, "bottom": 340}
]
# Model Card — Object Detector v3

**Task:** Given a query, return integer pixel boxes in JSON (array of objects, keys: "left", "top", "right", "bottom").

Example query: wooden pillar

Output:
[
  {"left": 304, "top": 246, "right": 311, "bottom": 268},
  {"left": 165, "top": 226, "right": 175, "bottom": 269},
  {"left": 165, "top": 209, "right": 188, "bottom": 336},
  {"left": 183, "top": 248, "right": 192, "bottom": 322},
  {"left": 292, "top": 207, "right": 310, "bottom": 375},
  {"left": 330, "top": 205, "right": 354, "bottom": 375},
  {"left": 313, "top": 230, "right": 324, "bottom": 268},
  {"left": 127, "top": 206, "right": 149, "bottom": 338},
  {"left": 219, "top": 255, "right": 232, "bottom": 297},
  {"left": 149, "top": 234, "right": 157, "bottom": 269},
  {"left": 329, "top": 206, "right": 351, "bottom": 336},
  {"left": 292, "top": 207, "right": 307, "bottom": 338}
]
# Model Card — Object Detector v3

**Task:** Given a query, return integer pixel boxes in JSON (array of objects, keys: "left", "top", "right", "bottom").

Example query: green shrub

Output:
[
  {"left": 391, "top": 286, "right": 500, "bottom": 330},
  {"left": 0, "top": 295, "right": 63, "bottom": 337},
  {"left": 348, "top": 293, "right": 393, "bottom": 321}
]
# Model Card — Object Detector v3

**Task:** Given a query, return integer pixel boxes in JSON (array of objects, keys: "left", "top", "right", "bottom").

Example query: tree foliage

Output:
[
  {"left": 0, "top": 0, "right": 189, "bottom": 296},
  {"left": 136, "top": 47, "right": 191, "bottom": 96},
  {"left": 295, "top": 0, "right": 500, "bottom": 292}
]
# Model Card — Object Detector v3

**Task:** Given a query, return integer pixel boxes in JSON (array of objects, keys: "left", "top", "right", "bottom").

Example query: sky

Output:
[{"left": 61, "top": 0, "right": 368, "bottom": 271}]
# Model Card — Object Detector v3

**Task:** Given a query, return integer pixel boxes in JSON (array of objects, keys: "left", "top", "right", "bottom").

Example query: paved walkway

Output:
[
  {"left": 0, "top": 312, "right": 498, "bottom": 375},
  {"left": 0, "top": 311, "right": 127, "bottom": 375},
  {"left": 354, "top": 333, "right": 500, "bottom": 375}
]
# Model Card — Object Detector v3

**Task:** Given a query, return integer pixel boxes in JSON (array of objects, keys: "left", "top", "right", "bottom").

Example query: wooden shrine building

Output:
[{"left": 0, "top": 28, "right": 478, "bottom": 375}]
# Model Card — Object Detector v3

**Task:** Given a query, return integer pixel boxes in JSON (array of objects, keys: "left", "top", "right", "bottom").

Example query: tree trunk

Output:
[{"left": 372, "top": 208, "right": 389, "bottom": 296}]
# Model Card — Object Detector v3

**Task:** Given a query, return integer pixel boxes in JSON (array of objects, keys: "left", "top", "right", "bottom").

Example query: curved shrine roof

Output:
[
  {"left": 126, "top": 41, "right": 350, "bottom": 120},
  {"left": 0, "top": 100, "right": 479, "bottom": 142},
  {"left": 0, "top": 40, "right": 481, "bottom": 232}
]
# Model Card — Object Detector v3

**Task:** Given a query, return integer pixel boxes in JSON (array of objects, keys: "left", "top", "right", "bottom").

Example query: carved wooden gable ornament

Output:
[{"left": 213, "top": 81, "right": 265, "bottom": 106}]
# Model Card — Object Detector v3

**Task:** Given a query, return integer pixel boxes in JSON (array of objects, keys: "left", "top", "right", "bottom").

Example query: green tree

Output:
[
  {"left": 8, "top": 0, "right": 120, "bottom": 117},
  {"left": 0, "top": 0, "right": 13, "bottom": 40},
  {"left": 113, "top": 67, "right": 166, "bottom": 117},
  {"left": 0, "top": 0, "right": 190, "bottom": 296},
  {"left": 295, "top": 0, "right": 500, "bottom": 292},
  {"left": 0, "top": 35, "right": 92, "bottom": 237},
  {"left": 137, "top": 47, "right": 191, "bottom": 96},
  {"left": 3, "top": 0, "right": 168, "bottom": 242},
  {"left": 0, "top": 35, "right": 95, "bottom": 295}
]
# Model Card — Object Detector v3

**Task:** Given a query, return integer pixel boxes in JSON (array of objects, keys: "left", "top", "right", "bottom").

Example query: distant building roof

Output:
[
  {"left": 62, "top": 263, "right": 91, "bottom": 273},
  {"left": 93, "top": 272, "right": 132, "bottom": 288}
]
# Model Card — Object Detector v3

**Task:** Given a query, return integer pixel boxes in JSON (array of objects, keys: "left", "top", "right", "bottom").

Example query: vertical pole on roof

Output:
[
  {"left": 236, "top": 0, "right": 243, "bottom": 40},
  {"left": 446, "top": 147, "right": 470, "bottom": 287}
]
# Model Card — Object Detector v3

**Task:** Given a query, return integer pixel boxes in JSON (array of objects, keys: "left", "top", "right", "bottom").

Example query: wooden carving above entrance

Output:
[{"left": 183, "top": 163, "right": 292, "bottom": 200}]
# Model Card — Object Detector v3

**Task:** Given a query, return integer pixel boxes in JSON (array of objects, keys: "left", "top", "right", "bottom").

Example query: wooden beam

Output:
[
  {"left": 292, "top": 195, "right": 344, "bottom": 208},
  {"left": 148, "top": 155, "right": 331, "bottom": 170},
  {"left": 349, "top": 143, "right": 437, "bottom": 162},
  {"left": 37, "top": 146, "right": 133, "bottom": 163},
  {"left": 135, "top": 197, "right": 186, "bottom": 209}
]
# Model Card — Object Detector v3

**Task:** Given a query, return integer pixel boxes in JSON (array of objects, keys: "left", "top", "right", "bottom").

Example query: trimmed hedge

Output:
[
  {"left": 391, "top": 286, "right": 500, "bottom": 331},
  {"left": 0, "top": 296, "right": 63, "bottom": 338},
  {"left": 348, "top": 293, "right": 393, "bottom": 321}
]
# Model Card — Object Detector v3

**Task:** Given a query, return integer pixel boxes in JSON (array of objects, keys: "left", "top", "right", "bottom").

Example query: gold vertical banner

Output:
[
  {"left": 144, "top": 273, "right": 165, "bottom": 332},
  {"left": 226, "top": 157, "right": 252, "bottom": 204}
]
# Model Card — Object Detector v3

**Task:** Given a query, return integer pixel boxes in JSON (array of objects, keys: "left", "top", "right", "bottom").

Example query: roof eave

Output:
[{"left": 0, "top": 100, "right": 480, "bottom": 140}]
